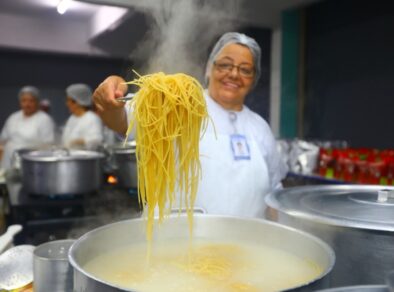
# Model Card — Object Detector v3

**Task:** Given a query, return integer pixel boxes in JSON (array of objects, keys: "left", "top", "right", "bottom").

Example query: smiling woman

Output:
[
  {"left": 93, "top": 32, "right": 288, "bottom": 219},
  {"left": 192, "top": 32, "right": 287, "bottom": 217}
]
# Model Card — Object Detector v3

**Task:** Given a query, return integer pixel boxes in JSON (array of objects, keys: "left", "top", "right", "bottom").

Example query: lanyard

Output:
[{"left": 229, "top": 112, "right": 237, "bottom": 134}]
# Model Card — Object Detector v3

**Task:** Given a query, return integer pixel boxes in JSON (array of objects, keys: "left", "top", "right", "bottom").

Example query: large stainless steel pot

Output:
[
  {"left": 316, "top": 285, "right": 388, "bottom": 292},
  {"left": 21, "top": 149, "right": 104, "bottom": 195},
  {"left": 266, "top": 185, "right": 394, "bottom": 287},
  {"left": 108, "top": 142, "right": 137, "bottom": 189},
  {"left": 69, "top": 214, "right": 335, "bottom": 292}
]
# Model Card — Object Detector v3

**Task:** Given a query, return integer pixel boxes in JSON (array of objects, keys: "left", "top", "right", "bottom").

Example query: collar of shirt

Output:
[{"left": 204, "top": 90, "right": 249, "bottom": 135}]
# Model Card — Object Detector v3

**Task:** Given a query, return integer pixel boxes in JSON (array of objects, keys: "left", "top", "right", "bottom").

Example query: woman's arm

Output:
[{"left": 93, "top": 75, "right": 128, "bottom": 135}]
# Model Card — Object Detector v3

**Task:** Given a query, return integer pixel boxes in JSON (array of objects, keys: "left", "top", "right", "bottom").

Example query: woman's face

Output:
[
  {"left": 208, "top": 43, "right": 255, "bottom": 111},
  {"left": 66, "top": 97, "right": 79, "bottom": 115},
  {"left": 20, "top": 93, "right": 39, "bottom": 116}
]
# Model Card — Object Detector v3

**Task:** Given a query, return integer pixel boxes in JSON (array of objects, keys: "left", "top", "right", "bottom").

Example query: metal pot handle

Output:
[
  {"left": 97, "top": 145, "right": 118, "bottom": 171},
  {"left": 107, "top": 149, "right": 119, "bottom": 171},
  {"left": 377, "top": 189, "right": 394, "bottom": 203}
]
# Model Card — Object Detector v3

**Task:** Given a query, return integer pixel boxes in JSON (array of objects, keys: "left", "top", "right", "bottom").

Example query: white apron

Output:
[
  {"left": 195, "top": 132, "right": 270, "bottom": 218},
  {"left": 1, "top": 119, "right": 44, "bottom": 170}
]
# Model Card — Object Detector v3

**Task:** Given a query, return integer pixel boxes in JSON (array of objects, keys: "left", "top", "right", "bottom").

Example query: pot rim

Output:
[
  {"left": 266, "top": 185, "right": 394, "bottom": 232},
  {"left": 21, "top": 150, "right": 105, "bottom": 162},
  {"left": 34, "top": 239, "right": 75, "bottom": 261},
  {"left": 68, "top": 214, "right": 335, "bottom": 292},
  {"left": 316, "top": 284, "right": 388, "bottom": 291}
]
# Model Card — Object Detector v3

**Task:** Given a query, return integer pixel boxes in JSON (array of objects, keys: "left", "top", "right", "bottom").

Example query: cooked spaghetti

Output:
[{"left": 125, "top": 72, "right": 209, "bottom": 241}]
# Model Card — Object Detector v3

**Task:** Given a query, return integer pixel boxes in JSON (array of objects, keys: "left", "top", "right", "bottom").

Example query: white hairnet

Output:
[
  {"left": 19, "top": 86, "right": 40, "bottom": 100},
  {"left": 205, "top": 32, "right": 261, "bottom": 87},
  {"left": 66, "top": 83, "right": 93, "bottom": 106}
]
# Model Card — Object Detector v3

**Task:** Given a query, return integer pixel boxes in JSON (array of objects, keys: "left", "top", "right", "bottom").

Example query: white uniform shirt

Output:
[
  {"left": 0, "top": 110, "right": 55, "bottom": 169},
  {"left": 203, "top": 92, "right": 288, "bottom": 191},
  {"left": 192, "top": 93, "right": 288, "bottom": 217},
  {"left": 102, "top": 125, "right": 119, "bottom": 145},
  {"left": 62, "top": 111, "right": 103, "bottom": 149}
]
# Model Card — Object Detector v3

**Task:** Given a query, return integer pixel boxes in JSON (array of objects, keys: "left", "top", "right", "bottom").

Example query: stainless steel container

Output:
[
  {"left": 33, "top": 239, "right": 74, "bottom": 292},
  {"left": 266, "top": 185, "right": 394, "bottom": 287},
  {"left": 316, "top": 285, "right": 388, "bottom": 292},
  {"left": 109, "top": 142, "right": 137, "bottom": 189},
  {"left": 69, "top": 214, "right": 335, "bottom": 292},
  {"left": 21, "top": 149, "right": 104, "bottom": 195}
]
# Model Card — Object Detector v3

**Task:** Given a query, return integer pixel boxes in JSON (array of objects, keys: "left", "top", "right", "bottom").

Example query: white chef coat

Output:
[
  {"left": 125, "top": 91, "right": 288, "bottom": 217},
  {"left": 102, "top": 125, "right": 120, "bottom": 145},
  {"left": 62, "top": 111, "right": 103, "bottom": 149},
  {"left": 193, "top": 92, "right": 288, "bottom": 217},
  {"left": 0, "top": 110, "right": 55, "bottom": 169}
]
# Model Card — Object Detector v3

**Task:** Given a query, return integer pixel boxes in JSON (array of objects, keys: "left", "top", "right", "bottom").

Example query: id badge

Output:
[{"left": 230, "top": 134, "right": 251, "bottom": 160}]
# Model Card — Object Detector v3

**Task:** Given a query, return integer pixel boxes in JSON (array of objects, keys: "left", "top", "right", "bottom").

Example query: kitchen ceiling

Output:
[
  {"left": 0, "top": 0, "right": 100, "bottom": 20},
  {"left": 0, "top": 0, "right": 320, "bottom": 57},
  {"left": 0, "top": 0, "right": 319, "bottom": 25},
  {"left": 80, "top": 0, "right": 320, "bottom": 26}
]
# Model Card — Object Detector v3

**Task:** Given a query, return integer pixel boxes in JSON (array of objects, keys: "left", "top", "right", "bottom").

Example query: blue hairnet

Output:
[
  {"left": 205, "top": 32, "right": 261, "bottom": 87},
  {"left": 66, "top": 84, "right": 93, "bottom": 106},
  {"left": 19, "top": 86, "right": 40, "bottom": 100}
]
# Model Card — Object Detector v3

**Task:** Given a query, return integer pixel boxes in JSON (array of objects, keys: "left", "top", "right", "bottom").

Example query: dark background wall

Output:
[
  {"left": 304, "top": 0, "right": 394, "bottom": 149},
  {"left": 241, "top": 27, "right": 272, "bottom": 122},
  {"left": 0, "top": 49, "right": 132, "bottom": 128}
]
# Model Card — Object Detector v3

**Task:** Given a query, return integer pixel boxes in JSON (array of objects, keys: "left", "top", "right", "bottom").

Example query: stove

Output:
[{"left": 5, "top": 178, "right": 142, "bottom": 245}]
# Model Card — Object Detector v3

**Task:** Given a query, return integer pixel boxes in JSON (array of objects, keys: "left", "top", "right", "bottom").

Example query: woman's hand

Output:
[
  {"left": 93, "top": 75, "right": 128, "bottom": 113},
  {"left": 92, "top": 75, "right": 129, "bottom": 135}
]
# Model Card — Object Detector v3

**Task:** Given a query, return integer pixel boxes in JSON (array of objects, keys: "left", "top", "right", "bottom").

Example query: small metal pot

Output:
[
  {"left": 21, "top": 149, "right": 104, "bottom": 195},
  {"left": 266, "top": 185, "right": 394, "bottom": 287},
  {"left": 69, "top": 215, "right": 335, "bottom": 292},
  {"left": 33, "top": 239, "right": 74, "bottom": 292},
  {"left": 108, "top": 142, "right": 137, "bottom": 189}
]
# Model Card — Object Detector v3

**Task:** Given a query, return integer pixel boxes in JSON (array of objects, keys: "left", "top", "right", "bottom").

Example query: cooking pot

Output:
[
  {"left": 266, "top": 185, "right": 394, "bottom": 287},
  {"left": 315, "top": 285, "right": 388, "bottom": 292},
  {"left": 21, "top": 149, "right": 104, "bottom": 195},
  {"left": 11, "top": 148, "right": 37, "bottom": 171},
  {"left": 108, "top": 142, "right": 137, "bottom": 189},
  {"left": 69, "top": 214, "right": 335, "bottom": 292},
  {"left": 33, "top": 239, "right": 74, "bottom": 292}
]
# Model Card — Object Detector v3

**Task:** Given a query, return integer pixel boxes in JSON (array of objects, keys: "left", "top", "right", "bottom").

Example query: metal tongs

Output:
[{"left": 116, "top": 93, "right": 135, "bottom": 103}]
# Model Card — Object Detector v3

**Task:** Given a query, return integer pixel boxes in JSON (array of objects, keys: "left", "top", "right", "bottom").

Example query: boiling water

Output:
[{"left": 84, "top": 239, "right": 322, "bottom": 292}]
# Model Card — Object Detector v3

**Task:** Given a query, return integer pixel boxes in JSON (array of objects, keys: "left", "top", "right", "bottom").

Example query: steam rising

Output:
[
  {"left": 132, "top": 0, "right": 242, "bottom": 82},
  {"left": 68, "top": 1, "right": 243, "bottom": 239}
]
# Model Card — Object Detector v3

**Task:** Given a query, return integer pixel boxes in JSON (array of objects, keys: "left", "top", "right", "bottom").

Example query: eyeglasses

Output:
[{"left": 213, "top": 61, "right": 255, "bottom": 78}]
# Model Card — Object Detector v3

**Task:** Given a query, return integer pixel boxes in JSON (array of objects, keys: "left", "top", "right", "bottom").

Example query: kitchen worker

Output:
[
  {"left": 0, "top": 86, "right": 55, "bottom": 170},
  {"left": 93, "top": 32, "right": 288, "bottom": 217},
  {"left": 91, "top": 103, "right": 121, "bottom": 146},
  {"left": 62, "top": 83, "right": 103, "bottom": 149}
]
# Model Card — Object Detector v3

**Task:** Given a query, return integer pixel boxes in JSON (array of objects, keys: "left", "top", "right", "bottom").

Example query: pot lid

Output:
[
  {"left": 21, "top": 149, "right": 104, "bottom": 162},
  {"left": 316, "top": 285, "right": 388, "bottom": 292},
  {"left": 266, "top": 185, "right": 394, "bottom": 231}
]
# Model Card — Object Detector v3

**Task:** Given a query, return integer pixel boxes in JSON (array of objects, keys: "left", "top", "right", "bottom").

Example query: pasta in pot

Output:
[{"left": 125, "top": 72, "right": 209, "bottom": 242}]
